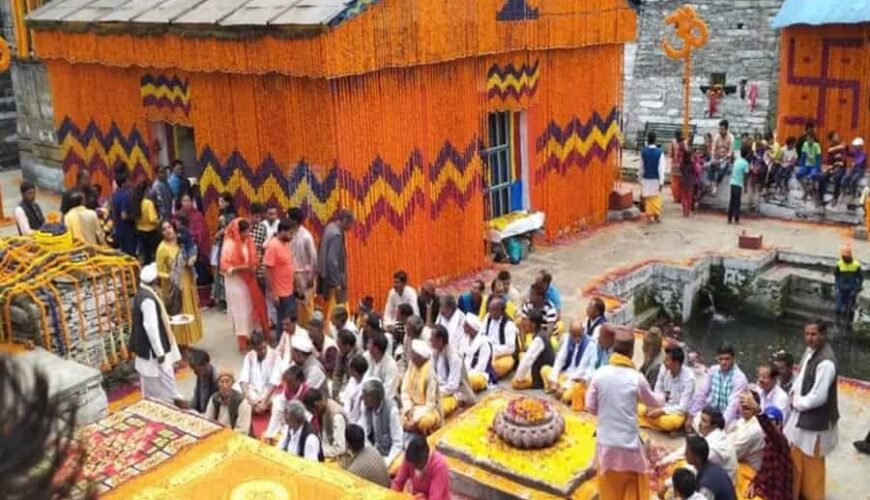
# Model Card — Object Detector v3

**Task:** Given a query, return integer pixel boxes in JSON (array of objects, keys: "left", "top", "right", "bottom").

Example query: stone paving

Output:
[{"left": 2, "top": 167, "right": 868, "bottom": 498}]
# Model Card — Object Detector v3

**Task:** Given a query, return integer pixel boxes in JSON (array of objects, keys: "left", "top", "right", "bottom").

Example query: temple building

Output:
[
  {"left": 26, "top": 0, "right": 636, "bottom": 298},
  {"left": 772, "top": 0, "right": 870, "bottom": 145}
]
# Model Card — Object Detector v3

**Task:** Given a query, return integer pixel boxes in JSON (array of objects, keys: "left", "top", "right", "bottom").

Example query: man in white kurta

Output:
[
  {"left": 132, "top": 263, "right": 182, "bottom": 403},
  {"left": 462, "top": 314, "right": 494, "bottom": 393},
  {"left": 784, "top": 321, "right": 839, "bottom": 500},
  {"left": 756, "top": 363, "right": 790, "bottom": 423},
  {"left": 364, "top": 332, "right": 400, "bottom": 400},
  {"left": 383, "top": 270, "right": 420, "bottom": 326},
  {"left": 238, "top": 331, "right": 281, "bottom": 414},
  {"left": 435, "top": 295, "right": 466, "bottom": 353},
  {"left": 430, "top": 324, "right": 474, "bottom": 417},
  {"left": 482, "top": 298, "right": 518, "bottom": 379}
]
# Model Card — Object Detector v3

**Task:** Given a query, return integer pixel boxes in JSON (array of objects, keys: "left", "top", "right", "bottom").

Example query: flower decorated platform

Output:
[{"left": 431, "top": 390, "right": 599, "bottom": 499}]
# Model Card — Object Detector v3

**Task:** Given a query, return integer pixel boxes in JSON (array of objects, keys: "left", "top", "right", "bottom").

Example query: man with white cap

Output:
[
  {"left": 461, "top": 314, "right": 495, "bottom": 393},
  {"left": 400, "top": 339, "right": 442, "bottom": 435},
  {"left": 291, "top": 334, "right": 327, "bottom": 394},
  {"left": 130, "top": 263, "right": 183, "bottom": 403}
]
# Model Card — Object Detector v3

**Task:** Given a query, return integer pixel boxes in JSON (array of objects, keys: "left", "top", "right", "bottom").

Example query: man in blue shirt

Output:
[{"left": 728, "top": 145, "right": 751, "bottom": 224}]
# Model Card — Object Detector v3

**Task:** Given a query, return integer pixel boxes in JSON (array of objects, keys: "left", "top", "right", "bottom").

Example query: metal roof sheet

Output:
[
  {"left": 27, "top": 0, "right": 356, "bottom": 27},
  {"left": 771, "top": 0, "right": 870, "bottom": 28}
]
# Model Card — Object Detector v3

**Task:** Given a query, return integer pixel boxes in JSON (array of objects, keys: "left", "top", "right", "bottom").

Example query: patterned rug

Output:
[
  {"left": 104, "top": 430, "right": 405, "bottom": 500},
  {"left": 73, "top": 399, "right": 221, "bottom": 496}
]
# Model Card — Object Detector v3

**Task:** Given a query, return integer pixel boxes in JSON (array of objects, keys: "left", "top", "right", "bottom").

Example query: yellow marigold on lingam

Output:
[{"left": 508, "top": 398, "right": 548, "bottom": 424}]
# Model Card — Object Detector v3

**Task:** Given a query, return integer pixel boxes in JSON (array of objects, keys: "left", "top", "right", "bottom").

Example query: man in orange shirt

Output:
[{"left": 264, "top": 219, "right": 295, "bottom": 342}]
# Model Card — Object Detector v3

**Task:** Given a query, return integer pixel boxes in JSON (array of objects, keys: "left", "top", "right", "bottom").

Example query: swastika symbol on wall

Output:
[{"left": 784, "top": 36, "right": 864, "bottom": 129}]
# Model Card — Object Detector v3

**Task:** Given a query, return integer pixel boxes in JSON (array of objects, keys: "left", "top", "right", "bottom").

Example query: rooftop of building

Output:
[{"left": 772, "top": 0, "right": 870, "bottom": 28}]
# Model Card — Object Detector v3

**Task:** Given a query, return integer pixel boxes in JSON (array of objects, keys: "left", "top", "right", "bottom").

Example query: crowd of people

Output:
[
  {"left": 12, "top": 162, "right": 862, "bottom": 499},
  {"left": 639, "top": 119, "right": 867, "bottom": 224}
]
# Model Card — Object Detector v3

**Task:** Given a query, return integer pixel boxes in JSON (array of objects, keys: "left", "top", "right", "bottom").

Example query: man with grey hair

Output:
[
  {"left": 359, "top": 379, "right": 403, "bottom": 466},
  {"left": 279, "top": 399, "right": 322, "bottom": 461},
  {"left": 399, "top": 315, "right": 426, "bottom": 372},
  {"left": 436, "top": 294, "right": 466, "bottom": 352}
]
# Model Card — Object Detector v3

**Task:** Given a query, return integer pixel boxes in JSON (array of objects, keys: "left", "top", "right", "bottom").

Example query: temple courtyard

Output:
[{"left": 3, "top": 167, "right": 869, "bottom": 498}]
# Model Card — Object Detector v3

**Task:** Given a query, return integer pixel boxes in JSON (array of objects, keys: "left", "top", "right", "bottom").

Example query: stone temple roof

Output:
[{"left": 27, "top": 0, "right": 370, "bottom": 31}]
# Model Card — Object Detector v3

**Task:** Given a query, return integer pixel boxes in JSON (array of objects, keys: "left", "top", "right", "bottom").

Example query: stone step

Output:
[{"left": 786, "top": 293, "right": 836, "bottom": 318}]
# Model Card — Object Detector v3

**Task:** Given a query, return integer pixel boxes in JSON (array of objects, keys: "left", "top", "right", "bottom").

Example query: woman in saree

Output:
[
  {"left": 156, "top": 220, "right": 204, "bottom": 347},
  {"left": 220, "top": 218, "right": 270, "bottom": 352},
  {"left": 210, "top": 192, "right": 236, "bottom": 307}
]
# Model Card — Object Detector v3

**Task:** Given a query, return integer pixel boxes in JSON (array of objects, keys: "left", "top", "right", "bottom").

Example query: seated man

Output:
[
  {"left": 531, "top": 269, "right": 562, "bottom": 312},
  {"left": 400, "top": 339, "right": 442, "bottom": 435},
  {"left": 264, "top": 365, "right": 309, "bottom": 443},
  {"left": 383, "top": 270, "right": 419, "bottom": 327},
  {"left": 430, "top": 324, "right": 474, "bottom": 417},
  {"left": 482, "top": 298, "right": 518, "bottom": 379},
  {"left": 364, "top": 332, "right": 400, "bottom": 400},
  {"left": 688, "top": 344, "right": 748, "bottom": 432},
  {"left": 497, "top": 270, "right": 523, "bottom": 306},
  {"left": 727, "top": 391, "right": 765, "bottom": 472},
  {"left": 755, "top": 362, "right": 789, "bottom": 422},
  {"left": 542, "top": 319, "right": 590, "bottom": 409},
  {"left": 331, "top": 329, "right": 362, "bottom": 399},
  {"left": 639, "top": 345, "right": 695, "bottom": 432},
  {"left": 685, "top": 436, "right": 737, "bottom": 500},
  {"left": 391, "top": 435, "right": 450, "bottom": 500},
  {"left": 435, "top": 295, "right": 466, "bottom": 352},
  {"left": 290, "top": 334, "right": 327, "bottom": 394},
  {"left": 279, "top": 399, "right": 323, "bottom": 462},
  {"left": 308, "top": 315, "right": 338, "bottom": 379},
  {"left": 206, "top": 372, "right": 252, "bottom": 435},
  {"left": 331, "top": 305, "right": 362, "bottom": 350},
  {"left": 189, "top": 349, "right": 218, "bottom": 414},
  {"left": 360, "top": 379, "right": 404, "bottom": 467},
  {"left": 569, "top": 323, "right": 616, "bottom": 411},
  {"left": 520, "top": 283, "right": 559, "bottom": 346},
  {"left": 238, "top": 331, "right": 281, "bottom": 418},
  {"left": 388, "top": 303, "right": 414, "bottom": 361},
  {"left": 275, "top": 314, "right": 310, "bottom": 368},
  {"left": 302, "top": 388, "right": 348, "bottom": 461},
  {"left": 417, "top": 280, "right": 440, "bottom": 326},
  {"left": 462, "top": 314, "right": 496, "bottom": 393},
  {"left": 457, "top": 279, "right": 485, "bottom": 316},
  {"left": 511, "top": 310, "right": 555, "bottom": 390},
  {"left": 584, "top": 297, "right": 608, "bottom": 340},
  {"left": 741, "top": 394, "right": 793, "bottom": 500},
  {"left": 340, "top": 355, "right": 370, "bottom": 424},
  {"left": 672, "top": 468, "right": 705, "bottom": 500},
  {"left": 660, "top": 407, "right": 738, "bottom": 483},
  {"left": 343, "top": 424, "right": 391, "bottom": 488}
]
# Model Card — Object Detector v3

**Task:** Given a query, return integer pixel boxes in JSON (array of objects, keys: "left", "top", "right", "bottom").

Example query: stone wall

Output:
[
  {"left": 623, "top": 0, "right": 784, "bottom": 147},
  {"left": 13, "top": 62, "right": 62, "bottom": 191},
  {"left": 0, "top": 2, "right": 20, "bottom": 170}
]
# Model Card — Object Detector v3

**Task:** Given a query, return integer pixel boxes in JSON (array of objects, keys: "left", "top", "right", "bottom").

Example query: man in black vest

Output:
[
  {"left": 783, "top": 319, "right": 839, "bottom": 500},
  {"left": 206, "top": 372, "right": 252, "bottom": 434},
  {"left": 130, "top": 263, "right": 182, "bottom": 402},
  {"left": 14, "top": 181, "right": 45, "bottom": 236}
]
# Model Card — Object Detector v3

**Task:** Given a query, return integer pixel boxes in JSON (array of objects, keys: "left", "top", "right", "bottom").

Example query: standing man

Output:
[
  {"left": 585, "top": 325, "right": 663, "bottom": 500},
  {"left": 288, "top": 207, "right": 318, "bottom": 325},
  {"left": 112, "top": 169, "right": 138, "bottom": 257},
  {"left": 640, "top": 132, "right": 666, "bottom": 223},
  {"left": 15, "top": 180, "right": 45, "bottom": 236},
  {"left": 168, "top": 160, "right": 192, "bottom": 202},
  {"left": 264, "top": 219, "right": 296, "bottom": 337},
  {"left": 728, "top": 145, "right": 751, "bottom": 225},
  {"left": 151, "top": 165, "right": 174, "bottom": 221},
  {"left": 63, "top": 191, "right": 106, "bottom": 246},
  {"left": 784, "top": 320, "right": 839, "bottom": 500},
  {"left": 834, "top": 245, "right": 862, "bottom": 331},
  {"left": 318, "top": 209, "right": 354, "bottom": 321},
  {"left": 130, "top": 263, "right": 182, "bottom": 402}
]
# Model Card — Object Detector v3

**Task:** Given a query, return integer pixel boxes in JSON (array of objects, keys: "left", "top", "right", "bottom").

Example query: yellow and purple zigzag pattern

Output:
[
  {"left": 140, "top": 74, "right": 191, "bottom": 116},
  {"left": 198, "top": 140, "right": 483, "bottom": 239},
  {"left": 487, "top": 59, "right": 540, "bottom": 103},
  {"left": 57, "top": 117, "right": 154, "bottom": 190},
  {"left": 535, "top": 108, "right": 620, "bottom": 184}
]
